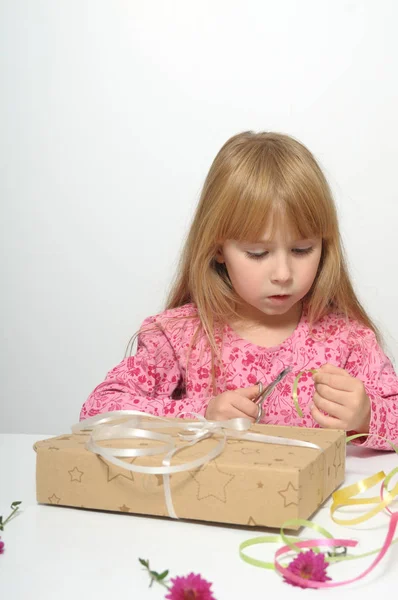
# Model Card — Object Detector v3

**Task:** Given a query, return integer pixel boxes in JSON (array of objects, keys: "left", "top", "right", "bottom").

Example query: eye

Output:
[
  {"left": 292, "top": 247, "right": 314, "bottom": 256},
  {"left": 245, "top": 251, "right": 269, "bottom": 260}
]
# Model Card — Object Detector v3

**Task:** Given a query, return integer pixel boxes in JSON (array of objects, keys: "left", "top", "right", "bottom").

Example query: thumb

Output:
[{"left": 236, "top": 384, "right": 261, "bottom": 400}]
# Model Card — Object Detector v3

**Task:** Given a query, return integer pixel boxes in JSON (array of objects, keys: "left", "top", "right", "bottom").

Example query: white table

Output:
[{"left": 0, "top": 434, "right": 397, "bottom": 598}]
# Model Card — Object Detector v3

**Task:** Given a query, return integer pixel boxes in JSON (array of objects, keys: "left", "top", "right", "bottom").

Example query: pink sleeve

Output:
[
  {"left": 345, "top": 325, "right": 398, "bottom": 451},
  {"left": 80, "top": 316, "right": 182, "bottom": 420}
]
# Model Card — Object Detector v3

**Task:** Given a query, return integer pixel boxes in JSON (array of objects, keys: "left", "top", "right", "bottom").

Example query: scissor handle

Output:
[{"left": 254, "top": 381, "right": 275, "bottom": 406}]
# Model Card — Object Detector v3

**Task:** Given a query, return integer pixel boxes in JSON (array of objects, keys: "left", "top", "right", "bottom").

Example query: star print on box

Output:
[
  {"left": 234, "top": 447, "right": 260, "bottom": 455},
  {"left": 48, "top": 494, "right": 61, "bottom": 504},
  {"left": 278, "top": 481, "right": 298, "bottom": 507},
  {"left": 99, "top": 456, "right": 137, "bottom": 483},
  {"left": 68, "top": 466, "right": 84, "bottom": 482},
  {"left": 333, "top": 441, "right": 343, "bottom": 477},
  {"left": 190, "top": 461, "right": 235, "bottom": 503},
  {"left": 33, "top": 422, "right": 346, "bottom": 529}
]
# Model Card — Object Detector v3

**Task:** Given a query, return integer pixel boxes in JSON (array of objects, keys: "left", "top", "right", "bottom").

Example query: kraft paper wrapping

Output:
[{"left": 34, "top": 422, "right": 345, "bottom": 529}]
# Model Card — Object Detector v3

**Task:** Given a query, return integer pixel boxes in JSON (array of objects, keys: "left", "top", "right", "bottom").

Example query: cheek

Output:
[
  {"left": 225, "top": 259, "right": 260, "bottom": 292},
  {"left": 299, "top": 255, "right": 321, "bottom": 287}
]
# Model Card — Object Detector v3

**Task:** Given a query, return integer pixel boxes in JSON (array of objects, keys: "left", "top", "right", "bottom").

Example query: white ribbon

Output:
[{"left": 72, "top": 410, "right": 321, "bottom": 519}]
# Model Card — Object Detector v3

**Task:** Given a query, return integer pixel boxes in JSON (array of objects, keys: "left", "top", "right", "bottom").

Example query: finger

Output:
[
  {"left": 314, "top": 382, "right": 350, "bottom": 405},
  {"left": 236, "top": 385, "right": 262, "bottom": 401},
  {"left": 318, "top": 364, "right": 350, "bottom": 377},
  {"left": 231, "top": 396, "right": 260, "bottom": 419},
  {"left": 314, "top": 372, "right": 353, "bottom": 393},
  {"left": 209, "top": 403, "right": 256, "bottom": 422},
  {"left": 312, "top": 392, "right": 346, "bottom": 420},
  {"left": 311, "top": 404, "right": 345, "bottom": 430},
  {"left": 227, "top": 406, "right": 257, "bottom": 421}
]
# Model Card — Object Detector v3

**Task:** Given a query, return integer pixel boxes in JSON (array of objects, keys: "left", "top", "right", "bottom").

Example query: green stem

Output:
[
  {"left": 150, "top": 576, "right": 169, "bottom": 589},
  {"left": 1, "top": 505, "right": 20, "bottom": 530}
]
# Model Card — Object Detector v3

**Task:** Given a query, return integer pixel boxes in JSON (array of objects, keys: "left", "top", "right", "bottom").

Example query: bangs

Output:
[{"left": 213, "top": 139, "right": 336, "bottom": 243}]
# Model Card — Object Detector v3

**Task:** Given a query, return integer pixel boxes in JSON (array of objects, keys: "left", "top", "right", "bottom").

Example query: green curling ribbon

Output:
[
  {"left": 280, "top": 518, "right": 334, "bottom": 554},
  {"left": 240, "top": 521, "right": 335, "bottom": 571},
  {"left": 292, "top": 369, "right": 317, "bottom": 417},
  {"left": 346, "top": 432, "right": 398, "bottom": 453},
  {"left": 239, "top": 521, "right": 398, "bottom": 572},
  {"left": 239, "top": 534, "right": 297, "bottom": 570},
  {"left": 240, "top": 434, "right": 398, "bottom": 575}
]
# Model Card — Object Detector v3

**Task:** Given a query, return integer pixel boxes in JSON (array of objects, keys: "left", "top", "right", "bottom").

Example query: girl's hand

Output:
[
  {"left": 205, "top": 385, "right": 260, "bottom": 421},
  {"left": 311, "top": 364, "right": 371, "bottom": 432}
]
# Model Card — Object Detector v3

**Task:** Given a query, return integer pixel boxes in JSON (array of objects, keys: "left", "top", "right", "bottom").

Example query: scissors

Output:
[{"left": 254, "top": 367, "right": 291, "bottom": 423}]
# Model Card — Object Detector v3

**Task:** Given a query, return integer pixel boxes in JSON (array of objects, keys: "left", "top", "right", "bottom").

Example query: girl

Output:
[{"left": 80, "top": 132, "right": 398, "bottom": 451}]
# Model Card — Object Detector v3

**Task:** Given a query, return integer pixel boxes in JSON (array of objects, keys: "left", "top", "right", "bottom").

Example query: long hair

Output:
[
  {"left": 165, "top": 132, "right": 379, "bottom": 357},
  {"left": 129, "top": 132, "right": 379, "bottom": 392}
]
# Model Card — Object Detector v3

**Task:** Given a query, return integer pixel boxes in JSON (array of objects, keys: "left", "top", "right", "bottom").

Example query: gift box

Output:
[{"left": 34, "top": 417, "right": 345, "bottom": 529}]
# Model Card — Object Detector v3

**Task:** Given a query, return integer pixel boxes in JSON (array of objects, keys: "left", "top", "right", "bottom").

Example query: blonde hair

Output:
[
  {"left": 167, "top": 132, "right": 378, "bottom": 334},
  {"left": 131, "top": 132, "right": 379, "bottom": 391}
]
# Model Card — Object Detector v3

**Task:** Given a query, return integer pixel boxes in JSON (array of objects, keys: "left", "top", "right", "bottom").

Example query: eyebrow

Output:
[{"left": 245, "top": 238, "right": 314, "bottom": 244}]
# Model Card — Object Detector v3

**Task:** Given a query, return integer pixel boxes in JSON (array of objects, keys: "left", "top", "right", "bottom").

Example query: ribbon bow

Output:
[{"left": 72, "top": 410, "right": 321, "bottom": 519}]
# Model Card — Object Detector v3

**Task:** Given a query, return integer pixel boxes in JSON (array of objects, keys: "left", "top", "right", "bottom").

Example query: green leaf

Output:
[
  {"left": 11, "top": 501, "right": 22, "bottom": 509},
  {"left": 139, "top": 558, "right": 149, "bottom": 568},
  {"left": 158, "top": 570, "right": 169, "bottom": 581},
  {"left": 150, "top": 570, "right": 160, "bottom": 579}
]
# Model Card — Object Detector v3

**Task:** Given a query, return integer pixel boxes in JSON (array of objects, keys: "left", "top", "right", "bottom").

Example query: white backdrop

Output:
[{"left": 1, "top": 0, "right": 397, "bottom": 434}]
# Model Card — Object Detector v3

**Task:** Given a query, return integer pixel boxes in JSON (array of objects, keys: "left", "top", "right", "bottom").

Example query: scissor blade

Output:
[
  {"left": 274, "top": 366, "right": 291, "bottom": 385},
  {"left": 255, "top": 366, "right": 291, "bottom": 405}
]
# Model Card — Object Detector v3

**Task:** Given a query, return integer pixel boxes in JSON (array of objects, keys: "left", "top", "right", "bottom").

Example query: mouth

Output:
[{"left": 267, "top": 294, "right": 292, "bottom": 302}]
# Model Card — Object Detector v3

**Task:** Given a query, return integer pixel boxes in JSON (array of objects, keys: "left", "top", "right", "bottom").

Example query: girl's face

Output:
[{"left": 216, "top": 222, "right": 322, "bottom": 322}]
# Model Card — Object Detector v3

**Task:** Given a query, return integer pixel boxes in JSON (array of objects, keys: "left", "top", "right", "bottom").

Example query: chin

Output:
[
  {"left": 260, "top": 300, "right": 298, "bottom": 316},
  {"left": 263, "top": 307, "right": 292, "bottom": 315}
]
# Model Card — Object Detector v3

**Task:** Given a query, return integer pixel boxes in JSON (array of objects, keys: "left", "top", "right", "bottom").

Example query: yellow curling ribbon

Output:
[
  {"left": 329, "top": 433, "right": 398, "bottom": 526},
  {"left": 384, "top": 467, "right": 398, "bottom": 513},
  {"left": 239, "top": 470, "right": 398, "bottom": 574}
]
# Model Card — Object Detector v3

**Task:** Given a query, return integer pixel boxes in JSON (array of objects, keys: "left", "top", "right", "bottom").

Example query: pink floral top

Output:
[{"left": 80, "top": 303, "right": 398, "bottom": 450}]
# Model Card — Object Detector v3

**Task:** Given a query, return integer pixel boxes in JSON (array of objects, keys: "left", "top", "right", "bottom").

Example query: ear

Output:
[{"left": 214, "top": 246, "right": 225, "bottom": 263}]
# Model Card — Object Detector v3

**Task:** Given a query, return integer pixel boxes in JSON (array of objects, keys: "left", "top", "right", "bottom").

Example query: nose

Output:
[{"left": 270, "top": 254, "right": 293, "bottom": 284}]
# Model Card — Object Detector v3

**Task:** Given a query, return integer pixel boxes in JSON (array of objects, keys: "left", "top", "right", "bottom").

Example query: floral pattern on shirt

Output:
[{"left": 80, "top": 304, "right": 398, "bottom": 450}]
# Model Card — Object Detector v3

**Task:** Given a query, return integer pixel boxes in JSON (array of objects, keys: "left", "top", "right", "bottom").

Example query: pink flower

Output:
[
  {"left": 197, "top": 367, "right": 209, "bottom": 380},
  {"left": 0, "top": 538, "right": 4, "bottom": 554},
  {"left": 242, "top": 352, "right": 255, "bottom": 366},
  {"left": 284, "top": 550, "right": 331, "bottom": 588},
  {"left": 165, "top": 573, "right": 216, "bottom": 600}
]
